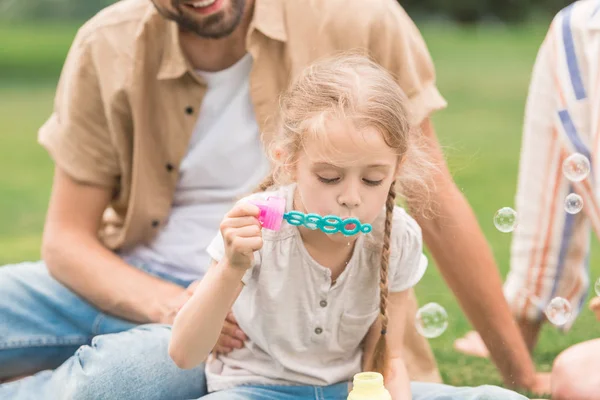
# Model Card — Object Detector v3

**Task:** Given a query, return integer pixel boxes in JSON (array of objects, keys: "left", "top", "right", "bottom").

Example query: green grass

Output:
[{"left": 0, "top": 21, "right": 598, "bottom": 398}]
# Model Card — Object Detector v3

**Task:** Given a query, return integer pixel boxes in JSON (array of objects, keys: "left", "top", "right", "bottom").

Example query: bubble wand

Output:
[{"left": 250, "top": 196, "right": 372, "bottom": 236}]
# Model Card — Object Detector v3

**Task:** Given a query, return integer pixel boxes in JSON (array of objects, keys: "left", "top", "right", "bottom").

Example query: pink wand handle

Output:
[{"left": 249, "top": 196, "right": 286, "bottom": 231}]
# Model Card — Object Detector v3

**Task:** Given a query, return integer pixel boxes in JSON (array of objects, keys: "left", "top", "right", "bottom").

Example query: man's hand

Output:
[
  {"left": 158, "top": 279, "right": 248, "bottom": 352},
  {"left": 213, "top": 312, "right": 248, "bottom": 354},
  {"left": 159, "top": 280, "right": 200, "bottom": 325}
]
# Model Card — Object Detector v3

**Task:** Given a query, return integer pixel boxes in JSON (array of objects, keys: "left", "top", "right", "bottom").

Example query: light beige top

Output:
[
  {"left": 37, "top": 0, "right": 446, "bottom": 252},
  {"left": 205, "top": 184, "right": 428, "bottom": 391}
]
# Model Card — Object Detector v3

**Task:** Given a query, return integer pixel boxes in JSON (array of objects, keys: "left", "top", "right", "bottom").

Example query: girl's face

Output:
[{"left": 293, "top": 118, "right": 400, "bottom": 243}]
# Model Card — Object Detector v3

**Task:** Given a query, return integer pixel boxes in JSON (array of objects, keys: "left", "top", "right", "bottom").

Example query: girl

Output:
[{"left": 169, "top": 54, "right": 529, "bottom": 400}]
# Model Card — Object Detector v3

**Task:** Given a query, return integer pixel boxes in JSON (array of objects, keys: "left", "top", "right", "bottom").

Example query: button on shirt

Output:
[{"left": 204, "top": 185, "right": 428, "bottom": 391}]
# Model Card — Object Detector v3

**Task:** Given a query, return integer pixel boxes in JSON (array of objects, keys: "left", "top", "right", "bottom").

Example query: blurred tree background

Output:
[{"left": 0, "top": 0, "right": 574, "bottom": 23}]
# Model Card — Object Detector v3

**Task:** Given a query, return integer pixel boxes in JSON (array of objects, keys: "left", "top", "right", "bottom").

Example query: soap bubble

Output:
[
  {"left": 415, "top": 303, "right": 448, "bottom": 339},
  {"left": 562, "top": 153, "right": 591, "bottom": 182},
  {"left": 494, "top": 207, "right": 518, "bottom": 233},
  {"left": 545, "top": 297, "right": 572, "bottom": 326},
  {"left": 595, "top": 277, "right": 600, "bottom": 297},
  {"left": 564, "top": 193, "right": 584, "bottom": 214}
]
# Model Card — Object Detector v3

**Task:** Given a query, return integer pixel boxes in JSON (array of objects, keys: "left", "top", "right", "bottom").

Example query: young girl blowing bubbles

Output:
[{"left": 168, "top": 54, "right": 529, "bottom": 400}]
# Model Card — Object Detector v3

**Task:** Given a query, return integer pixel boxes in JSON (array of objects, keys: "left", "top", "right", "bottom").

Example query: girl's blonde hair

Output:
[{"left": 255, "top": 52, "right": 437, "bottom": 375}]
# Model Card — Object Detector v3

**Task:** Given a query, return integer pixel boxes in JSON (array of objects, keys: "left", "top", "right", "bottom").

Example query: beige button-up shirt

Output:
[{"left": 38, "top": 0, "right": 446, "bottom": 252}]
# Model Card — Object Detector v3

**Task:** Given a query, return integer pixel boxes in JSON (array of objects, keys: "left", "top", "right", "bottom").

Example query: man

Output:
[
  {"left": 0, "top": 0, "right": 547, "bottom": 398},
  {"left": 455, "top": 0, "right": 600, "bottom": 362}
]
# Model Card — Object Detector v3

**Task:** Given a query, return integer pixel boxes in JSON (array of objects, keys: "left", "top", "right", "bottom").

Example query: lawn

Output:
[{"left": 1, "top": 20, "right": 598, "bottom": 398}]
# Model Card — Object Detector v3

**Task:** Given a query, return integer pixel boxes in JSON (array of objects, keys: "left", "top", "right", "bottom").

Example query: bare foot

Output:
[
  {"left": 530, "top": 372, "right": 552, "bottom": 396},
  {"left": 453, "top": 331, "right": 490, "bottom": 358},
  {"left": 590, "top": 297, "right": 600, "bottom": 321}
]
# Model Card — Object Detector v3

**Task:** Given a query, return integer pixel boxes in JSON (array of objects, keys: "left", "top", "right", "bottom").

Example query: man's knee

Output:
[
  {"left": 67, "top": 325, "right": 205, "bottom": 400},
  {"left": 70, "top": 324, "right": 173, "bottom": 386}
]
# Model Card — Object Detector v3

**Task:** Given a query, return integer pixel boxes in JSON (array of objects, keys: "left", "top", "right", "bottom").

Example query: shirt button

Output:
[
  {"left": 314, "top": 327, "right": 323, "bottom": 335},
  {"left": 185, "top": 106, "right": 193, "bottom": 115},
  {"left": 319, "top": 300, "right": 327, "bottom": 308},
  {"left": 165, "top": 163, "right": 174, "bottom": 172},
  {"left": 151, "top": 220, "right": 160, "bottom": 228}
]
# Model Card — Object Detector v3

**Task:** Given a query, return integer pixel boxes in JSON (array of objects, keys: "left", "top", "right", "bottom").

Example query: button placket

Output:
[{"left": 312, "top": 278, "right": 330, "bottom": 343}]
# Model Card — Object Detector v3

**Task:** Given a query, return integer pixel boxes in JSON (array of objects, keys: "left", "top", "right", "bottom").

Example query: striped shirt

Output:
[{"left": 504, "top": 0, "right": 600, "bottom": 329}]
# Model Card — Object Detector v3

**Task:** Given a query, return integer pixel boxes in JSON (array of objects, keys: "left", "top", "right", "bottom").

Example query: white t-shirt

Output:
[
  {"left": 126, "top": 53, "right": 269, "bottom": 281},
  {"left": 204, "top": 184, "right": 428, "bottom": 391}
]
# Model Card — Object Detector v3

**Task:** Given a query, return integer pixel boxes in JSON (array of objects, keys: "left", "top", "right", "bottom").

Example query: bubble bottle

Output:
[
  {"left": 250, "top": 196, "right": 372, "bottom": 237},
  {"left": 347, "top": 372, "right": 391, "bottom": 400}
]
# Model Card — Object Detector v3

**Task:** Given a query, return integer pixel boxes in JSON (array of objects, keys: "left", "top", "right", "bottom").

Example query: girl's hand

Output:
[{"left": 220, "top": 202, "right": 263, "bottom": 270}]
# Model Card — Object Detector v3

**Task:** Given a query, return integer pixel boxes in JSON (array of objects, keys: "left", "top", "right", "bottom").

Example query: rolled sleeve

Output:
[
  {"left": 38, "top": 29, "right": 120, "bottom": 187},
  {"left": 369, "top": 3, "right": 447, "bottom": 125}
]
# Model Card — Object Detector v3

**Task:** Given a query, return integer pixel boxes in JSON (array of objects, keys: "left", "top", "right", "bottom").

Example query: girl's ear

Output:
[
  {"left": 273, "top": 147, "right": 297, "bottom": 181},
  {"left": 273, "top": 147, "right": 284, "bottom": 162}
]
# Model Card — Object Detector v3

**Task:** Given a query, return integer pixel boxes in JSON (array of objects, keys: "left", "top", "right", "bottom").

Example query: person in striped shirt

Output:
[{"left": 455, "top": 0, "right": 600, "bottom": 373}]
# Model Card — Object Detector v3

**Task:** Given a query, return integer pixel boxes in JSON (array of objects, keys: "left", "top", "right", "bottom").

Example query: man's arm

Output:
[
  {"left": 360, "top": 291, "right": 411, "bottom": 397},
  {"left": 415, "top": 118, "right": 539, "bottom": 389},
  {"left": 364, "top": 1, "right": 546, "bottom": 390},
  {"left": 42, "top": 167, "right": 185, "bottom": 323}
]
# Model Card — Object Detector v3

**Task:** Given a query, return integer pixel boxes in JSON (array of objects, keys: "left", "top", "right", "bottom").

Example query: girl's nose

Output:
[{"left": 338, "top": 184, "right": 361, "bottom": 209}]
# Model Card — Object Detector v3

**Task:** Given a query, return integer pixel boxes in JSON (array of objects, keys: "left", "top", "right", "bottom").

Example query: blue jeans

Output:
[
  {"left": 0, "top": 261, "right": 528, "bottom": 400},
  {"left": 193, "top": 381, "right": 528, "bottom": 400}
]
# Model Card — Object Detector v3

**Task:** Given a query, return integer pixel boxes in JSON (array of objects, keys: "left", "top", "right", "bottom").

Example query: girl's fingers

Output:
[
  {"left": 229, "top": 236, "right": 264, "bottom": 254},
  {"left": 231, "top": 225, "right": 262, "bottom": 238},
  {"left": 227, "top": 202, "right": 260, "bottom": 218},
  {"left": 221, "top": 216, "right": 261, "bottom": 229}
]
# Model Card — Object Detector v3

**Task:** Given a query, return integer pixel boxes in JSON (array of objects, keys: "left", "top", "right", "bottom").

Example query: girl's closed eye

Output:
[
  {"left": 362, "top": 178, "right": 384, "bottom": 187},
  {"left": 317, "top": 175, "right": 340, "bottom": 184}
]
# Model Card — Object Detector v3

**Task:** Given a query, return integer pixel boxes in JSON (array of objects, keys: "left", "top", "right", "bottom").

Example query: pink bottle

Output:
[{"left": 250, "top": 196, "right": 286, "bottom": 231}]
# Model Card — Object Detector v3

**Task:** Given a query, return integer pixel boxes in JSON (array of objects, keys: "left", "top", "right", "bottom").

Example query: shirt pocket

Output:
[{"left": 337, "top": 309, "right": 379, "bottom": 351}]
